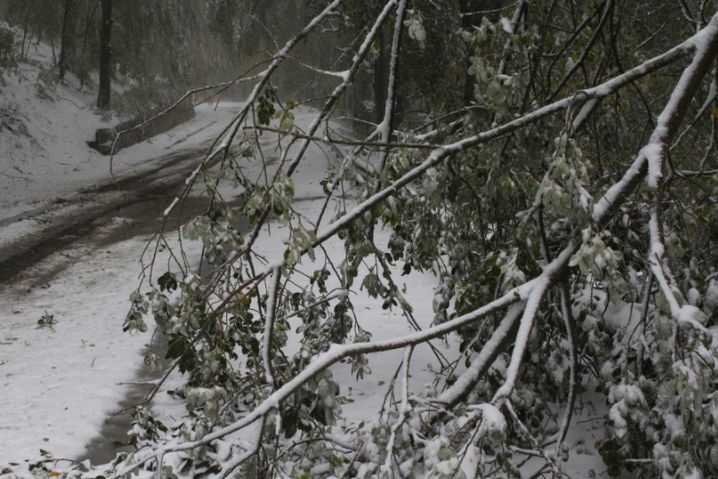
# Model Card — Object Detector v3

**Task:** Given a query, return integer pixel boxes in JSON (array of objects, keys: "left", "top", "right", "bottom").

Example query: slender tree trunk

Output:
[
  {"left": 80, "top": 0, "right": 100, "bottom": 88},
  {"left": 459, "top": 0, "right": 474, "bottom": 105},
  {"left": 20, "top": 1, "right": 32, "bottom": 59},
  {"left": 59, "top": 0, "right": 75, "bottom": 82},
  {"left": 373, "top": 27, "right": 389, "bottom": 124},
  {"left": 97, "top": 0, "right": 112, "bottom": 109}
]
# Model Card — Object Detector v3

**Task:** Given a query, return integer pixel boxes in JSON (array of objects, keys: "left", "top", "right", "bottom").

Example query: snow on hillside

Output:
[{"left": 0, "top": 36, "right": 236, "bottom": 226}]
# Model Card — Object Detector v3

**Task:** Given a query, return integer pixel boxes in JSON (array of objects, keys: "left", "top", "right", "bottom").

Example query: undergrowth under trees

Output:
[{"left": 23, "top": 1, "right": 718, "bottom": 478}]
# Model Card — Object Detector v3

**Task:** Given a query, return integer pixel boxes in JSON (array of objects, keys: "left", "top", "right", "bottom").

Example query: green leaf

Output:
[
  {"left": 166, "top": 337, "right": 187, "bottom": 359},
  {"left": 157, "top": 272, "right": 178, "bottom": 292}
]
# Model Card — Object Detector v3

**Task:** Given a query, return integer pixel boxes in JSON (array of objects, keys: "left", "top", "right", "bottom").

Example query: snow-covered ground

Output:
[
  {"left": 0, "top": 224, "right": 156, "bottom": 463},
  {"left": 0, "top": 36, "right": 237, "bottom": 465}
]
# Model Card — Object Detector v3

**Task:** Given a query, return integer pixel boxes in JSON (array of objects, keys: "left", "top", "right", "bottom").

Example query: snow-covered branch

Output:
[
  {"left": 263, "top": 265, "right": 282, "bottom": 390},
  {"left": 110, "top": 8, "right": 718, "bottom": 479}
]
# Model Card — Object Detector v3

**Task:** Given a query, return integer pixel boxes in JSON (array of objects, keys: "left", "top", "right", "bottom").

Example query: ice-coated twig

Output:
[
  {"left": 280, "top": 0, "right": 400, "bottom": 177},
  {"left": 670, "top": 64, "right": 717, "bottom": 151},
  {"left": 377, "top": 0, "right": 408, "bottom": 172},
  {"left": 433, "top": 301, "right": 526, "bottom": 408},
  {"left": 553, "top": 281, "right": 578, "bottom": 467},
  {"left": 492, "top": 272, "right": 553, "bottom": 404},
  {"left": 640, "top": 16, "right": 718, "bottom": 329},
  {"left": 283, "top": 0, "right": 399, "bottom": 179},
  {"left": 225, "top": 0, "right": 399, "bottom": 261},
  {"left": 380, "top": 345, "right": 413, "bottom": 476},
  {"left": 593, "top": 13, "right": 718, "bottom": 222},
  {"left": 263, "top": 265, "right": 282, "bottom": 390},
  {"left": 547, "top": 0, "right": 615, "bottom": 101},
  {"left": 277, "top": 288, "right": 348, "bottom": 322},
  {"left": 648, "top": 213, "right": 708, "bottom": 332},
  {"left": 496, "top": 0, "right": 529, "bottom": 77},
  {"left": 623, "top": 272, "right": 654, "bottom": 378},
  {"left": 503, "top": 401, "right": 559, "bottom": 475},
  {"left": 243, "top": 124, "right": 441, "bottom": 150},
  {"left": 218, "top": 416, "right": 267, "bottom": 479}
]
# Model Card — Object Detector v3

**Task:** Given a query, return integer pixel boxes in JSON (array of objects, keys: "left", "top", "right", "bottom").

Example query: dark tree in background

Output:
[
  {"left": 58, "top": 0, "right": 75, "bottom": 82},
  {"left": 96, "top": 0, "right": 112, "bottom": 109}
]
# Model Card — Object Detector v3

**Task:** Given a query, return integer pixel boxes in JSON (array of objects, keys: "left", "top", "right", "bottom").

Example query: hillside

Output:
[{"left": 0, "top": 36, "right": 236, "bottom": 248}]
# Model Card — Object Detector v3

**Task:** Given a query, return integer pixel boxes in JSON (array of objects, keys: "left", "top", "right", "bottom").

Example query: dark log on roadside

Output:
[{"left": 87, "top": 97, "right": 195, "bottom": 155}]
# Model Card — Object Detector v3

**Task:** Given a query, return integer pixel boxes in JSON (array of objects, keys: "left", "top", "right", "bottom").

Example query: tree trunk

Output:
[
  {"left": 80, "top": 0, "right": 100, "bottom": 89},
  {"left": 20, "top": 1, "right": 32, "bottom": 59},
  {"left": 373, "top": 27, "right": 389, "bottom": 124},
  {"left": 58, "top": 0, "right": 75, "bottom": 82},
  {"left": 97, "top": 0, "right": 112, "bottom": 109}
]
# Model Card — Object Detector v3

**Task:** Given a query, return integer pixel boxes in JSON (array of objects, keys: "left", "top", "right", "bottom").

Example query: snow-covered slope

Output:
[
  {"left": 0, "top": 37, "right": 236, "bottom": 225},
  {"left": 0, "top": 40, "right": 111, "bottom": 213}
]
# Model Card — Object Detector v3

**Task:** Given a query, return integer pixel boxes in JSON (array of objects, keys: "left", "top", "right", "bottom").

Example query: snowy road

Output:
[
  {"left": 0, "top": 144, "right": 211, "bottom": 283},
  {"left": 1, "top": 48, "right": 244, "bottom": 464},
  {"left": 0, "top": 144, "right": 227, "bottom": 464}
]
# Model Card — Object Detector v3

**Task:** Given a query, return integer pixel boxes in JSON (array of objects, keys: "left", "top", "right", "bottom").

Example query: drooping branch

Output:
[
  {"left": 554, "top": 281, "right": 578, "bottom": 451},
  {"left": 434, "top": 10, "right": 718, "bottom": 414},
  {"left": 183, "top": 13, "right": 717, "bottom": 366},
  {"left": 114, "top": 11, "right": 718, "bottom": 478},
  {"left": 380, "top": 345, "right": 413, "bottom": 475},
  {"left": 631, "top": 19, "right": 717, "bottom": 329},
  {"left": 263, "top": 265, "right": 282, "bottom": 390},
  {"left": 491, "top": 249, "right": 569, "bottom": 404},
  {"left": 111, "top": 276, "right": 535, "bottom": 476},
  {"left": 433, "top": 301, "right": 526, "bottom": 408}
]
